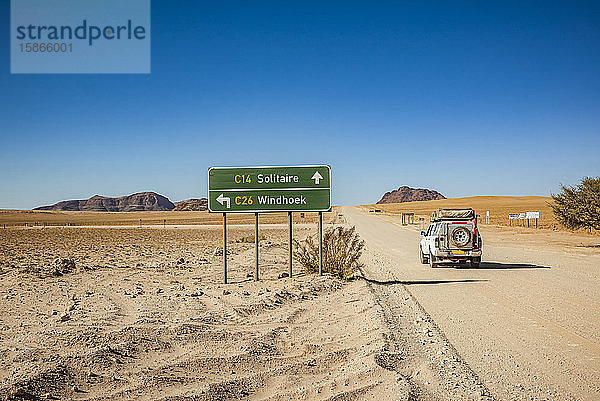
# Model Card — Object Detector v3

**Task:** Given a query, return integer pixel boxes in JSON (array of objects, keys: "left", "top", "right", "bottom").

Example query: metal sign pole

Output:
[
  {"left": 255, "top": 212, "right": 259, "bottom": 281},
  {"left": 223, "top": 213, "right": 227, "bottom": 284},
  {"left": 288, "top": 212, "right": 293, "bottom": 277},
  {"left": 208, "top": 165, "right": 332, "bottom": 281},
  {"left": 318, "top": 211, "right": 323, "bottom": 276}
]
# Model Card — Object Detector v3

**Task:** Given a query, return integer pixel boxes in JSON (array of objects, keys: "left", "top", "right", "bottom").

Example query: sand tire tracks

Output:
[{"left": 362, "top": 271, "right": 494, "bottom": 401}]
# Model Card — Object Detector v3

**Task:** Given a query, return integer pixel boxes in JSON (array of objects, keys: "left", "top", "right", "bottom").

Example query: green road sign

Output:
[{"left": 208, "top": 165, "right": 331, "bottom": 213}]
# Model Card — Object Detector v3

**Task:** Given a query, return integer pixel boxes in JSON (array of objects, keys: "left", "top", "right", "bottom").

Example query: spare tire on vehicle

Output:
[{"left": 451, "top": 227, "right": 471, "bottom": 247}]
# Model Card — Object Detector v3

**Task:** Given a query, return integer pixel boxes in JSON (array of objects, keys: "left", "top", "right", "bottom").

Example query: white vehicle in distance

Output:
[{"left": 419, "top": 209, "right": 482, "bottom": 267}]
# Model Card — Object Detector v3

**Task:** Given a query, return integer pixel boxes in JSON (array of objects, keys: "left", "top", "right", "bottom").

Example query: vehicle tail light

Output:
[
  {"left": 473, "top": 230, "right": 480, "bottom": 249},
  {"left": 435, "top": 237, "right": 439, "bottom": 248}
]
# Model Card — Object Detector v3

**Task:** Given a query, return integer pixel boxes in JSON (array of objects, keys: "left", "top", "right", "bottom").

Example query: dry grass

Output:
[
  {"left": 0, "top": 210, "right": 333, "bottom": 227},
  {"left": 363, "top": 196, "right": 558, "bottom": 229},
  {"left": 235, "top": 233, "right": 267, "bottom": 243}
]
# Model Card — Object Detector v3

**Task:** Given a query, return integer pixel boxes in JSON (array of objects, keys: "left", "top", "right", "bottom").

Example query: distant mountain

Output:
[
  {"left": 377, "top": 186, "right": 445, "bottom": 204},
  {"left": 34, "top": 192, "right": 175, "bottom": 212},
  {"left": 173, "top": 198, "right": 208, "bottom": 211}
]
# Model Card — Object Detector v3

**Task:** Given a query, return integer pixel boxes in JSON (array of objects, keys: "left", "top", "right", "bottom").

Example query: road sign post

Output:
[
  {"left": 223, "top": 213, "right": 227, "bottom": 284},
  {"left": 288, "top": 211, "right": 293, "bottom": 278},
  {"left": 209, "top": 165, "right": 331, "bottom": 283},
  {"left": 509, "top": 211, "right": 539, "bottom": 229},
  {"left": 208, "top": 165, "right": 331, "bottom": 213},
  {"left": 318, "top": 212, "right": 323, "bottom": 276},
  {"left": 255, "top": 213, "right": 259, "bottom": 281}
]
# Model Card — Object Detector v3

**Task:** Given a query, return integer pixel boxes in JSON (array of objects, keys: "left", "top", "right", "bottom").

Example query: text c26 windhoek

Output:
[{"left": 15, "top": 20, "right": 147, "bottom": 46}]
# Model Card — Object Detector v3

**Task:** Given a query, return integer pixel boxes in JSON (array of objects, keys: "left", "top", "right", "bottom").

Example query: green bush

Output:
[
  {"left": 293, "top": 226, "right": 365, "bottom": 280},
  {"left": 551, "top": 177, "right": 600, "bottom": 231}
]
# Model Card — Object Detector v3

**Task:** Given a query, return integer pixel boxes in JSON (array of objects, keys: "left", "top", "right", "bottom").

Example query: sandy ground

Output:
[
  {"left": 0, "top": 224, "right": 408, "bottom": 400},
  {"left": 1, "top": 207, "right": 598, "bottom": 400},
  {"left": 362, "top": 196, "right": 582, "bottom": 230},
  {"left": 343, "top": 206, "right": 600, "bottom": 401}
]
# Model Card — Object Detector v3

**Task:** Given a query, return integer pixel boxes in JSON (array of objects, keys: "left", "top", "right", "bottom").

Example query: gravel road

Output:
[{"left": 343, "top": 206, "right": 600, "bottom": 401}]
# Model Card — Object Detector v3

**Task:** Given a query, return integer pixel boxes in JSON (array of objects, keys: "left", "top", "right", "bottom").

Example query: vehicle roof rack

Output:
[{"left": 430, "top": 208, "right": 475, "bottom": 221}]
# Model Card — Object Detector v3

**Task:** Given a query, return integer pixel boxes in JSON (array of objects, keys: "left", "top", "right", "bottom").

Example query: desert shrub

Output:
[
  {"left": 236, "top": 234, "right": 266, "bottom": 243},
  {"left": 551, "top": 177, "right": 600, "bottom": 231},
  {"left": 293, "top": 226, "right": 365, "bottom": 280}
]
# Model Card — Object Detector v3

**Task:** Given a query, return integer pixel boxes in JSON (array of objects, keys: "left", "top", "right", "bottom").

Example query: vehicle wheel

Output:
[
  {"left": 471, "top": 257, "right": 481, "bottom": 268},
  {"left": 451, "top": 227, "right": 471, "bottom": 247},
  {"left": 419, "top": 247, "right": 429, "bottom": 264},
  {"left": 429, "top": 254, "right": 438, "bottom": 268}
]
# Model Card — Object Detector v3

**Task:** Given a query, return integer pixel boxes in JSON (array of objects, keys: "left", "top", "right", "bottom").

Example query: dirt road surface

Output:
[{"left": 343, "top": 206, "right": 600, "bottom": 400}]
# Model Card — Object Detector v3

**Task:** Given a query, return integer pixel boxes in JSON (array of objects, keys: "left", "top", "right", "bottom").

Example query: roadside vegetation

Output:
[
  {"left": 293, "top": 226, "right": 365, "bottom": 280},
  {"left": 236, "top": 233, "right": 267, "bottom": 243},
  {"left": 552, "top": 177, "right": 600, "bottom": 232}
]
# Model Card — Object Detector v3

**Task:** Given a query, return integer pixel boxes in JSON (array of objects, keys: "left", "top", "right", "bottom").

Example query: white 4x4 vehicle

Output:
[{"left": 419, "top": 209, "right": 482, "bottom": 267}]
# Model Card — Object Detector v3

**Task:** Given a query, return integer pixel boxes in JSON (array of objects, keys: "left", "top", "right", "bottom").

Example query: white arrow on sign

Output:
[
  {"left": 311, "top": 171, "right": 323, "bottom": 185},
  {"left": 216, "top": 193, "right": 231, "bottom": 208}
]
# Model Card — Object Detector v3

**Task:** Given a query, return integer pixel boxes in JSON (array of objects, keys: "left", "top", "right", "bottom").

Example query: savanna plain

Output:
[{"left": 1, "top": 197, "right": 599, "bottom": 401}]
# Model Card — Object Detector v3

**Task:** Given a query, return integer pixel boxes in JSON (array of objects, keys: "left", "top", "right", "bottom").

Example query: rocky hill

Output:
[
  {"left": 173, "top": 198, "right": 208, "bottom": 211},
  {"left": 377, "top": 186, "right": 445, "bottom": 204},
  {"left": 34, "top": 192, "right": 175, "bottom": 212}
]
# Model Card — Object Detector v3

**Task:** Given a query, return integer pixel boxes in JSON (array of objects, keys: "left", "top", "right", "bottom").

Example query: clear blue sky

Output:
[{"left": 1, "top": 1, "right": 599, "bottom": 209}]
